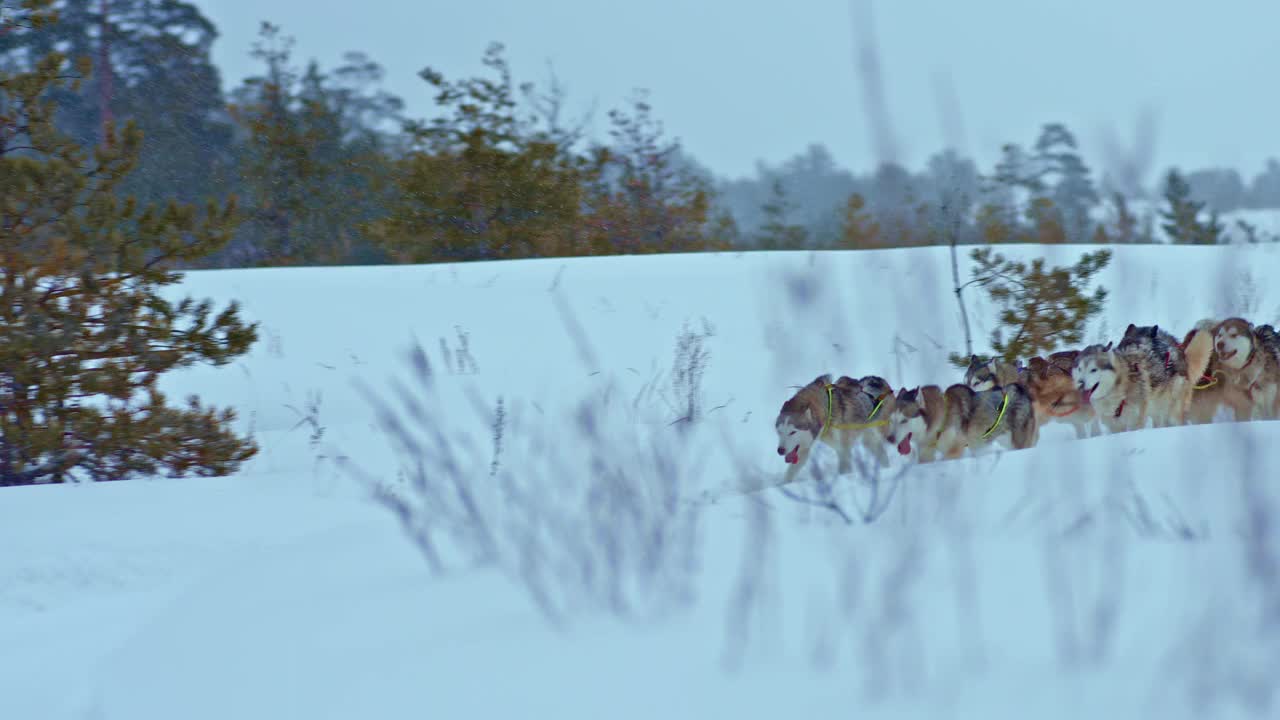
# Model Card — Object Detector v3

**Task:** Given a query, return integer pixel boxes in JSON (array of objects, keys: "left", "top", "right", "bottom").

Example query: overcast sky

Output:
[{"left": 196, "top": 0, "right": 1280, "bottom": 183}]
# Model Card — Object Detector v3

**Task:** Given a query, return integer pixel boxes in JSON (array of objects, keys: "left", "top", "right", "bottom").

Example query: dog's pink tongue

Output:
[
  {"left": 897, "top": 432, "right": 913, "bottom": 456},
  {"left": 785, "top": 447, "right": 799, "bottom": 464}
]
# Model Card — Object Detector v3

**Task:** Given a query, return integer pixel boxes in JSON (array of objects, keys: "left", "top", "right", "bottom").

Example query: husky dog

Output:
[
  {"left": 1025, "top": 350, "right": 1082, "bottom": 388},
  {"left": 963, "top": 354, "right": 1021, "bottom": 392},
  {"left": 775, "top": 374, "right": 897, "bottom": 484},
  {"left": 1073, "top": 327, "right": 1212, "bottom": 432},
  {"left": 1072, "top": 342, "right": 1151, "bottom": 433},
  {"left": 855, "top": 374, "right": 898, "bottom": 445},
  {"left": 1022, "top": 350, "right": 1100, "bottom": 438},
  {"left": 1117, "top": 324, "right": 1188, "bottom": 376},
  {"left": 885, "top": 382, "right": 1038, "bottom": 463},
  {"left": 1211, "top": 317, "right": 1280, "bottom": 420},
  {"left": 1042, "top": 349, "right": 1081, "bottom": 374},
  {"left": 1183, "top": 319, "right": 1252, "bottom": 424},
  {"left": 1116, "top": 323, "right": 1195, "bottom": 425}
]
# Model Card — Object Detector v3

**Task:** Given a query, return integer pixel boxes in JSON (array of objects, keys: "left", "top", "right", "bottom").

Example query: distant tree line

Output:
[
  {"left": 2, "top": 0, "right": 1277, "bottom": 271},
  {"left": 726, "top": 129, "right": 1280, "bottom": 250}
]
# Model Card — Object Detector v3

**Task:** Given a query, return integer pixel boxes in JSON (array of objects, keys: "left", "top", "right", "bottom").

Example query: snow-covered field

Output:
[{"left": 3, "top": 243, "right": 1280, "bottom": 719}]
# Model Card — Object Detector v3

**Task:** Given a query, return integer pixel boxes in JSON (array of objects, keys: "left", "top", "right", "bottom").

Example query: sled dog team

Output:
[{"left": 774, "top": 316, "right": 1280, "bottom": 484}]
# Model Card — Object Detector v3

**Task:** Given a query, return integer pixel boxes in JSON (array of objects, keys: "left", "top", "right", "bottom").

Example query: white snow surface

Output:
[{"left": 3, "top": 243, "right": 1280, "bottom": 719}]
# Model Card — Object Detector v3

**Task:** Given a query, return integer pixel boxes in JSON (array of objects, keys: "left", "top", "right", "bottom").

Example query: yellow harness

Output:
[
  {"left": 980, "top": 391, "right": 1010, "bottom": 439},
  {"left": 819, "top": 384, "right": 891, "bottom": 439},
  {"left": 1193, "top": 371, "right": 1221, "bottom": 390}
]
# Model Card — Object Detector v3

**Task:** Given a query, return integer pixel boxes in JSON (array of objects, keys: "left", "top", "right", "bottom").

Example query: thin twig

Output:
[{"left": 775, "top": 485, "right": 853, "bottom": 525}]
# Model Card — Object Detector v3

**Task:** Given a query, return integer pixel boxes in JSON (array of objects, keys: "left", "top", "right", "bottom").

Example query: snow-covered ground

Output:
[{"left": 3, "top": 243, "right": 1280, "bottom": 719}]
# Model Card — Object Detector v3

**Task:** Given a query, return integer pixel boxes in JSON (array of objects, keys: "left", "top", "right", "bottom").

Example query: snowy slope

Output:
[{"left": 3, "top": 243, "right": 1280, "bottom": 719}]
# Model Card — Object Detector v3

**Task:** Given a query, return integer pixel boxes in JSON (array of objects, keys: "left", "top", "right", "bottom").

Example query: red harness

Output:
[
  {"left": 1114, "top": 398, "right": 1126, "bottom": 419},
  {"left": 1240, "top": 346, "right": 1258, "bottom": 372},
  {"left": 1047, "top": 399, "right": 1080, "bottom": 418}
]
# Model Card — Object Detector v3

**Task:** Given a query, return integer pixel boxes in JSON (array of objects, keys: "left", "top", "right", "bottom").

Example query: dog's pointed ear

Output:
[
  {"left": 1125, "top": 323, "right": 1136, "bottom": 335},
  {"left": 1104, "top": 341, "right": 1113, "bottom": 352}
]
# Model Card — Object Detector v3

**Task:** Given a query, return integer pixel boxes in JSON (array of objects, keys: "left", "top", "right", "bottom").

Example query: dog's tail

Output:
[
  {"left": 1193, "top": 317, "right": 1219, "bottom": 333},
  {"left": 1183, "top": 326, "right": 1214, "bottom": 383}
]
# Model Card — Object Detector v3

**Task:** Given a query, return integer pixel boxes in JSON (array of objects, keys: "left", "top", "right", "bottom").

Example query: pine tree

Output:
[
  {"left": 1095, "top": 191, "right": 1138, "bottom": 244},
  {"left": 1160, "top": 168, "right": 1223, "bottom": 245},
  {"left": 983, "top": 125, "right": 1099, "bottom": 245},
  {"left": 0, "top": 3, "right": 258, "bottom": 485},
  {"left": 975, "top": 202, "right": 1014, "bottom": 244},
  {"left": 0, "top": 0, "right": 100, "bottom": 147},
  {"left": 1025, "top": 196, "right": 1067, "bottom": 244},
  {"left": 867, "top": 162, "right": 922, "bottom": 246},
  {"left": 980, "top": 145, "right": 1036, "bottom": 243},
  {"left": 1246, "top": 158, "right": 1280, "bottom": 209},
  {"left": 948, "top": 247, "right": 1111, "bottom": 367},
  {"left": 923, "top": 149, "right": 978, "bottom": 246},
  {"left": 837, "top": 191, "right": 880, "bottom": 249},
  {"left": 227, "top": 23, "right": 330, "bottom": 265},
  {"left": 755, "top": 178, "right": 808, "bottom": 250},
  {"left": 580, "top": 90, "right": 724, "bottom": 255},
  {"left": 704, "top": 207, "right": 740, "bottom": 248},
  {"left": 368, "top": 42, "right": 585, "bottom": 262},
  {"left": 991, "top": 142, "right": 1045, "bottom": 197},
  {"left": 0, "top": 0, "right": 238, "bottom": 209},
  {"left": 99, "top": 0, "right": 236, "bottom": 207},
  {"left": 228, "top": 23, "right": 397, "bottom": 266},
  {"left": 1160, "top": 168, "right": 1197, "bottom": 242},
  {"left": 304, "top": 53, "right": 403, "bottom": 265},
  {"left": 1049, "top": 154, "right": 1098, "bottom": 243}
]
